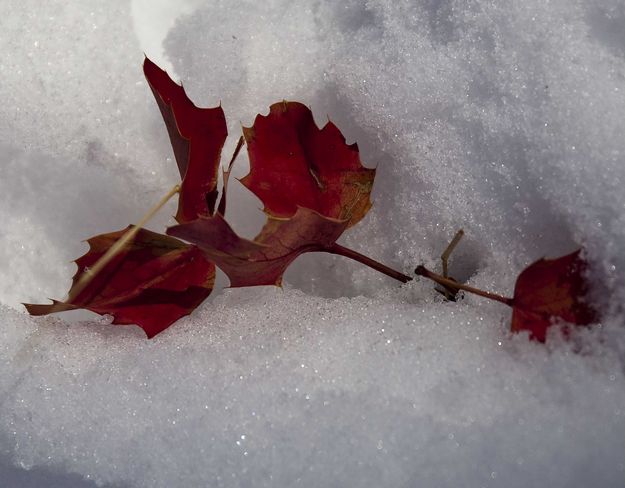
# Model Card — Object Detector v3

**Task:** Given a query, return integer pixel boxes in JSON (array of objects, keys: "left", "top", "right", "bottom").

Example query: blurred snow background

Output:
[{"left": 1, "top": 0, "right": 625, "bottom": 486}]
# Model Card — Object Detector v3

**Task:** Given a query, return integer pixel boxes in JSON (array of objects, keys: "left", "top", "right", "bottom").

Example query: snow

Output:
[{"left": 1, "top": 0, "right": 625, "bottom": 486}]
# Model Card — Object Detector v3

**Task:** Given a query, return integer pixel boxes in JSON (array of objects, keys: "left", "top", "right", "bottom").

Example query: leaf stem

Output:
[
  {"left": 326, "top": 243, "right": 413, "bottom": 283},
  {"left": 415, "top": 265, "right": 513, "bottom": 306},
  {"left": 217, "top": 136, "right": 245, "bottom": 216},
  {"left": 67, "top": 184, "right": 181, "bottom": 302}
]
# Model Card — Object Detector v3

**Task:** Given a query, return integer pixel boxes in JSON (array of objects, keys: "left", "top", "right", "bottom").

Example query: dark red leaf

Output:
[
  {"left": 25, "top": 73, "right": 409, "bottom": 337},
  {"left": 168, "top": 207, "right": 348, "bottom": 287},
  {"left": 241, "top": 101, "right": 375, "bottom": 227},
  {"left": 167, "top": 101, "right": 412, "bottom": 288},
  {"left": 144, "top": 57, "right": 227, "bottom": 222},
  {"left": 511, "top": 250, "right": 599, "bottom": 342},
  {"left": 415, "top": 249, "right": 599, "bottom": 343},
  {"left": 24, "top": 227, "right": 215, "bottom": 338}
]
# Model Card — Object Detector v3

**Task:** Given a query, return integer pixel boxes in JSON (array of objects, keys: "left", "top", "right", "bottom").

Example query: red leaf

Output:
[
  {"left": 168, "top": 207, "right": 348, "bottom": 287},
  {"left": 24, "top": 227, "right": 215, "bottom": 338},
  {"left": 241, "top": 101, "right": 375, "bottom": 227},
  {"left": 168, "top": 101, "right": 411, "bottom": 287},
  {"left": 416, "top": 249, "right": 599, "bottom": 343},
  {"left": 25, "top": 71, "right": 409, "bottom": 337},
  {"left": 144, "top": 57, "right": 227, "bottom": 222},
  {"left": 511, "top": 250, "right": 599, "bottom": 342}
]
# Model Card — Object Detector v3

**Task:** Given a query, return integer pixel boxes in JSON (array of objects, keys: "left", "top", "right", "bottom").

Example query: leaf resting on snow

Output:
[
  {"left": 242, "top": 101, "right": 375, "bottom": 227},
  {"left": 144, "top": 57, "right": 227, "bottom": 223},
  {"left": 168, "top": 101, "right": 380, "bottom": 288},
  {"left": 24, "top": 227, "right": 215, "bottom": 338},
  {"left": 25, "top": 64, "right": 409, "bottom": 337},
  {"left": 415, "top": 248, "right": 599, "bottom": 343},
  {"left": 511, "top": 250, "right": 598, "bottom": 342},
  {"left": 168, "top": 207, "right": 348, "bottom": 287}
]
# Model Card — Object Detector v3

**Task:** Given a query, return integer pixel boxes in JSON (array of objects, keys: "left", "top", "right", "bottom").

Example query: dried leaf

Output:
[
  {"left": 144, "top": 57, "right": 227, "bottom": 222},
  {"left": 168, "top": 100, "right": 411, "bottom": 288},
  {"left": 242, "top": 101, "right": 375, "bottom": 227},
  {"left": 511, "top": 250, "right": 599, "bottom": 342},
  {"left": 168, "top": 207, "right": 348, "bottom": 287},
  {"left": 25, "top": 64, "right": 409, "bottom": 338},
  {"left": 25, "top": 227, "right": 215, "bottom": 338}
]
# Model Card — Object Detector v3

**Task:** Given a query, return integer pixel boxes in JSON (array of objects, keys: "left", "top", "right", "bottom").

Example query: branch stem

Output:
[
  {"left": 441, "top": 229, "right": 464, "bottom": 278},
  {"left": 217, "top": 136, "right": 245, "bottom": 215},
  {"left": 326, "top": 243, "right": 412, "bottom": 283},
  {"left": 415, "top": 265, "right": 513, "bottom": 306}
]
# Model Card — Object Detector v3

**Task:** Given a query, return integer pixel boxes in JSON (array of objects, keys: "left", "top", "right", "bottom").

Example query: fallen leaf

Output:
[
  {"left": 415, "top": 249, "right": 599, "bottom": 342},
  {"left": 242, "top": 101, "right": 375, "bottom": 227},
  {"left": 168, "top": 207, "right": 348, "bottom": 287},
  {"left": 25, "top": 66, "right": 410, "bottom": 338},
  {"left": 24, "top": 227, "right": 215, "bottom": 338},
  {"left": 511, "top": 250, "right": 598, "bottom": 342},
  {"left": 144, "top": 57, "right": 227, "bottom": 222},
  {"left": 168, "top": 101, "right": 410, "bottom": 287}
]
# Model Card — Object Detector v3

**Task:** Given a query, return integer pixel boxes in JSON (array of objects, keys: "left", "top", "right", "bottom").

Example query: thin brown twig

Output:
[
  {"left": 415, "top": 265, "right": 513, "bottom": 306},
  {"left": 441, "top": 229, "right": 464, "bottom": 278},
  {"left": 326, "top": 243, "right": 412, "bottom": 283}
]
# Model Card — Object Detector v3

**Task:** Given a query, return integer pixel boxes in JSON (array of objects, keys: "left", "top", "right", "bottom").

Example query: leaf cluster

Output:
[{"left": 25, "top": 59, "right": 599, "bottom": 342}]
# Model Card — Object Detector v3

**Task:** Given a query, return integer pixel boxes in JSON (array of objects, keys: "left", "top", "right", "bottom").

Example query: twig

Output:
[
  {"left": 415, "top": 265, "right": 513, "bottom": 306},
  {"left": 441, "top": 229, "right": 464, "bottom": 278},
  {"left": 326, "top": 243, "right": 412, "bottom": 283},
  {"left": 217, "top": 136, "right": 245, "bottom": 215}
]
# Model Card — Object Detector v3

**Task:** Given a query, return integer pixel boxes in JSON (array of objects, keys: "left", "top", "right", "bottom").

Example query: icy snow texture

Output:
[{"left": 1, "top": 0, "right": 625, "bottom": 487}]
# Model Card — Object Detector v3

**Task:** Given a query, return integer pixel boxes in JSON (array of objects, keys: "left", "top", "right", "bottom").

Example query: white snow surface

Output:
[{"left": 1, "top": 0, "right": 625, "bottom": 486}]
